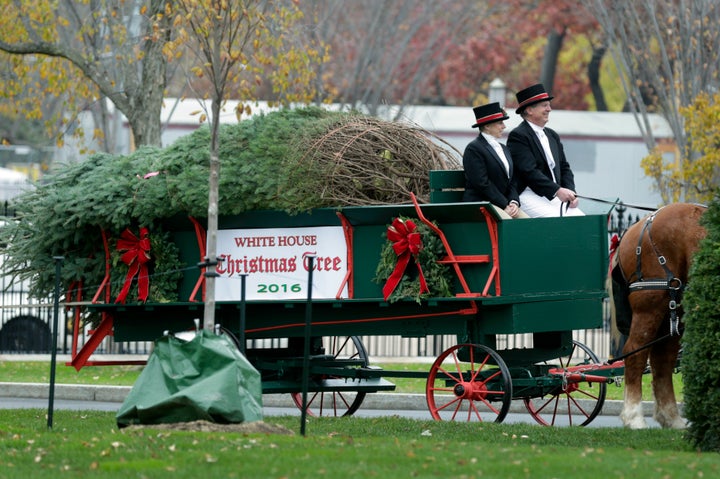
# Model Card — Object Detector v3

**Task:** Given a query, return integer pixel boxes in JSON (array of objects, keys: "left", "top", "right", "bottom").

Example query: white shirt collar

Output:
[
  {"left": 527, "top": 121, "right": 545, "bottom": 136},
  {"left": 481, "top": 132, "right": 501, "bottom": 147}
]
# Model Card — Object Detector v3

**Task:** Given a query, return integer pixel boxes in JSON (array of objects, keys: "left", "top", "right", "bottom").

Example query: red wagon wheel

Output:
[
  {"left": 426, "top": 343, "right": 512, "bottom": 423},
  {"left": 523, "top": 340, "right": 607, "bottom": 426},
  {"left": 291, "top": 335, "right": 368, "bottom": 417}
]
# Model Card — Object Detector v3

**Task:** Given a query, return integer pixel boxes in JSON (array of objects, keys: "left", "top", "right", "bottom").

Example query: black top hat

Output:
[
  {"left": 515, "top": 83, "right": 554, "bottom": 114},
  {"left": 471, "top": 102, "right": 509, "bottom": 128}
]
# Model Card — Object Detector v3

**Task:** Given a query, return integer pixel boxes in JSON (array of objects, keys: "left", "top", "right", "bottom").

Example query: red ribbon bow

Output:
[
  {"left": 382, "top": 218, "right": 429, "bottom": 301},
  {"left": 607, "top": 233, "right": 621, "bottom": 277},
  {"left": 115, "top": 227, "right": 151, "bottom": 304},
  {"left": 609, "top": 233, "right": 620, "bottom": 255}
]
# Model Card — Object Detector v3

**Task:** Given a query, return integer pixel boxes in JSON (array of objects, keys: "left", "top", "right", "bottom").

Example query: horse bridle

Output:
[{"left": 626, "top": 208, "right": 684, "bottom": 336}]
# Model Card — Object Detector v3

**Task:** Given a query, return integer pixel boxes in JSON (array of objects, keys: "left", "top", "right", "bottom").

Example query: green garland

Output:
[{"left": 374, "top": 217, "right": 453, "bottom": 303}]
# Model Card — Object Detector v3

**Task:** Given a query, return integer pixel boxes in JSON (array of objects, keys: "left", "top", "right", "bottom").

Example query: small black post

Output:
[
  {"left": 47, "top": 256, "right": 64, "bottom": 429},
  {"left": 238, "top": 274, "right": 247, "bottom": 355},
  {"left": 300, "top": 256, "right": 315, "bottom": 437}
]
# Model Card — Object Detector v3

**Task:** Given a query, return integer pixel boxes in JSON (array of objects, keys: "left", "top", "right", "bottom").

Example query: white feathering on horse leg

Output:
[
  {"left": 620, "top": 396, "right": 648, "bottom": 429},
  {"left": 654, "top": 403, "right": 687, "bottom": 429}
]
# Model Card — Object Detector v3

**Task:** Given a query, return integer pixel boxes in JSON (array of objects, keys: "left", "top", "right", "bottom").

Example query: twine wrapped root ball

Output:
[{"left": 288, "top": 115, "right": 461, "bottom": 206}]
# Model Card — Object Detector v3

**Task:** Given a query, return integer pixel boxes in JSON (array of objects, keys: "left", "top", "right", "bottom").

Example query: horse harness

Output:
[{"left": 627, "top": 208, "right": 684, "bottom": 336}]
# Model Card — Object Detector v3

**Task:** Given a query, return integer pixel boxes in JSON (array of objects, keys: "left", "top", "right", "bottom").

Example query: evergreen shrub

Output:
[{"left": 682, "top": 195, "right": 720, "bottom": 452}]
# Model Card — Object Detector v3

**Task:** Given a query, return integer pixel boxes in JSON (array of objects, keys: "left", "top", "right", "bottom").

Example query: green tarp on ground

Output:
[{"left": 117, "top": 329, "right": 263, "bottom": 427}]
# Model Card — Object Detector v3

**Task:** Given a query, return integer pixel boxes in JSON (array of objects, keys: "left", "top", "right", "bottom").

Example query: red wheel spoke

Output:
[
  {"left": 468, "top": 353, "right": 491, "bottom": 383},
  {"left": 475, "top": 397, "right": 502, "bottom": 415},
  {"left": 426, "top": 344, "right": 512, "bottom": 423},
  {"left": 572, "top": 386, "right": 601, "bottom": 401},
  {"left": 566, "top": 395, "right": 591, "bottom": 419},
  {"left": 436, "top": 397, "right": 464, "bottom": 420},
  {"left": 533, "top": 394, "right": 558, "bottom": 415},
  {"left": 435, "top": 365, "right": 463, "bottom": 385},
  {"left": 523, "top": 340, "right": 606, "bottom": 427},
  {"left": 479, "top": 368, "right": 503, "bottom": 385}
]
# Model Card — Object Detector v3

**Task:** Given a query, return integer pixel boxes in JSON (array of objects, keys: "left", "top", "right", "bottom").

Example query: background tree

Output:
[
  {"left": 643, "top": 92, "right": 720, "bottom": 205},
  {"left": 583, "top": 0, "right": 720, "bottom": 203},
  {"left": 0, "top": 0, "right": 174, "bottom": 149},
  {"left": 0, "top": 53, "right": 78, "bottom": 149},
  {"left": 300, "top": 0, "right": 609, "bottom": 113},
  {"left": 0, "top": 0, "right": 639, "bottom": 165},
  {"left": 299, "top": 0, "right": 496, "bottom": 116},
  {"left": 487, "top": 0, "right": 604, "bottom": 111},
  {"left": 169, "top": 0, "right": 324, "bottom": 330}
]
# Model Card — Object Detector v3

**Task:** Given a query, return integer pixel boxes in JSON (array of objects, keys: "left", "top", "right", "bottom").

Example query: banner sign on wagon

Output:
[{"left": 214, "top": 226, "right": 349, "bottom": 300}]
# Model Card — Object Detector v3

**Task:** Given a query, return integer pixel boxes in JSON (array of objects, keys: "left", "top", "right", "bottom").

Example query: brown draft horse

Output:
[{"left": 610, "top": 202, "right": 706, "bottom": 429}]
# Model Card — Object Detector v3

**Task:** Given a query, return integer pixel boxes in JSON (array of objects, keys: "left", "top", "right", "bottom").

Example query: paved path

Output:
[
  {"left": 0, "top": 381, "right": 670, "bottom": 428},
  {"left": 0, "top": 354, "right": 675, "bottom": 428}
]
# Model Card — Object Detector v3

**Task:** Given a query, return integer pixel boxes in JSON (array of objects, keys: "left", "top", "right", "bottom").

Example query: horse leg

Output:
[
  {"left": 649, "top": 335, "right": 685, "bottom": 429},
  {"left": 620, "top": 335, "right": 652, "bottom": 428},
  {"left": 620, "top": 311, "right": 659, "bottom": 429},
  {"left": 620, "top": 344, "right": 650, "bottom": 429}
]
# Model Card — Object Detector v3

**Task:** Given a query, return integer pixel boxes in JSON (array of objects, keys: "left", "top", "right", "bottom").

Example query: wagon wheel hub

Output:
[
  {"left": 453, "top": 381, "right": 488, "bottom": 401},
  {"left": 562, "top": 381, "right": 579, "bottom": 393}
]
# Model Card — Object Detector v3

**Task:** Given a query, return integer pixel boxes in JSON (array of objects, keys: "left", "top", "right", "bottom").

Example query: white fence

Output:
[
  {"left": 1, "top": 298, "right": 613, "bottom": 362},
  {"left": 360, "top": 329, "right": 611, "bottom": 363}
]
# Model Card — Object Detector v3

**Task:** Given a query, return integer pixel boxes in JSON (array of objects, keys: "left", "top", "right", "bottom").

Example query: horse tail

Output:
[
  {"left": 607, "top": 233, "right": 631, "bottom": 358},
  {"left": 606, "top": 251, "right": 624, "bottom": 358}
]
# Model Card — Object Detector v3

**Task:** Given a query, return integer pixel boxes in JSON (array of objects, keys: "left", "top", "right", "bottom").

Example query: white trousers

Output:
[{"left": 519, "top": 188, "right": 585, "bottom": 218}]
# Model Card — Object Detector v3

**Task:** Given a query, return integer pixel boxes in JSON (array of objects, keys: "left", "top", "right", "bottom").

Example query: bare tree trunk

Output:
[
  {"left": 588, "top": 45, "right": 608, "bottom": 111},
  {"left": 203, "top": 99, "right": 222, "bottom": 332},
  {"left": 540, "top": 29, "right": 566, "bottom": 94}
]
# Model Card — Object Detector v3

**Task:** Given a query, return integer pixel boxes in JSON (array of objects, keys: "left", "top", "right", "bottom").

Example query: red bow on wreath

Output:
[
  {"left": 609, "top": 233, "right": 620, "bottom": 256},
  {"left": 382, "top": 218, "right": 429, "bottom": 301},
  {"left": 115, "top": 227, "right": 151, "bottom": 304}
]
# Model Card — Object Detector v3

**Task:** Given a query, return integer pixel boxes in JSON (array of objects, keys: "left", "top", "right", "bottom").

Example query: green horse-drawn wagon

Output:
[{"left": 69, "top": 171, "right": 623, "bottom": 426}]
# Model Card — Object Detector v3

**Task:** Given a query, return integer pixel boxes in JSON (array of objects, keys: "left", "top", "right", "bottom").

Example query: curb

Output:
[
  {"left": 0, "top": 382, "right": 132, "bottom": 403},
  {"left": 0, "top": 382, "right": 672, "bottom": 416}
]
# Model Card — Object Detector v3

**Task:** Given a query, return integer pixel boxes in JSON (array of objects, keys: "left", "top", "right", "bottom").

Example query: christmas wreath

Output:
[
  {"left": 109, "top": 227, "right": 184, "bottom": 304},
  {"left": 374, "top": 217, "right": 453, "bottom": 303}
]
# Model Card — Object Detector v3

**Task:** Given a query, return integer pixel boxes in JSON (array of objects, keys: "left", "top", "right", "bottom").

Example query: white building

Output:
[{"left": 89, "top": 99, "right": 673, "bottom": 213}]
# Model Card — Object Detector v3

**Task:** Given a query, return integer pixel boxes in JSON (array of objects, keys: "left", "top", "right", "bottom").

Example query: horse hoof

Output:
[
  {"left": 666, "top": 418, "right": 687, "bottom": 430},
  {"left": 621, "top": 415, "right": 648, "bottom": 429}
]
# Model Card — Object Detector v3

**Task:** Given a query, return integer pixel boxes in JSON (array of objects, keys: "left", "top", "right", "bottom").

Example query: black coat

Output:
[
  {"left": 462, "top": 134, "right": 520, "bottom": 207},
  {"left": 507, "top": 120, "right": 575, "bottom": 200}
]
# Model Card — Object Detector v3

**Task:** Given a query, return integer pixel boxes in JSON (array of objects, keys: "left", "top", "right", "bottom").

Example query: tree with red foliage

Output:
[
  {"left": 484, "top": 0, "right": 604, "bottom": 111},
  {"left": 300, "top": 0, "right": 607, "bottom": 112}
]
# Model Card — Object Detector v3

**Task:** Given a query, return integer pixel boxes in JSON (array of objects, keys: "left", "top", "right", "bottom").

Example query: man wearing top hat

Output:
[
  {"left": 463, "top": 102, "right": 529, "bottom": 219},
  {"left": 507, "top": 83, "right": 584, "bottom": 217}
]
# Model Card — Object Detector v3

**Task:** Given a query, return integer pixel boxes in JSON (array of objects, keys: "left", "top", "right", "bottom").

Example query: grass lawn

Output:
[
  {"left": 0, "top": 409, "right": 717, "bottom": 479},
  {"left": 0, "top": 360, "right": 682, "bottom": 402}
]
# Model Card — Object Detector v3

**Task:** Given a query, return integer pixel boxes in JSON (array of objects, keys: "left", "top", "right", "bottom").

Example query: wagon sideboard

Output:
[{"left": 87, "top": 199, "right": 611, "bottom": 351}]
